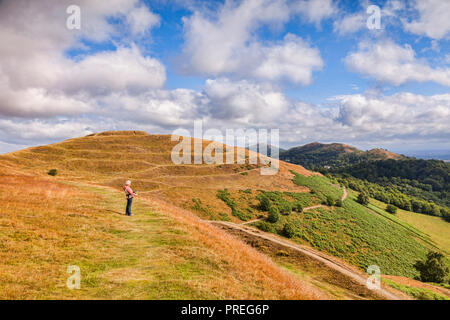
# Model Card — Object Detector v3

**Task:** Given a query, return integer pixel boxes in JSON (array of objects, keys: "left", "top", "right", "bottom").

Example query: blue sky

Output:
[
  {"left": 140, "top": 0, "right": 450, "bottom": 101},
  {"left": 0, "top": 0, "right": 449, "bottom": 157}
]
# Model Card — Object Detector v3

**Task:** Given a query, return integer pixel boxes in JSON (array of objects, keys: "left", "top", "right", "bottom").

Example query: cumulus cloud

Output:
[
  {"left": 251, "top": 34, "right": 324, "bottom": 84},
  {"left": 333, "top": 12, "right": 366, "bottom": 35},
  {"left": 203, "top": 78, "right": 289, "bottom": 123},
  {"left": 126, "top": 4, "right": 161, "bottom": 35},
  {"left": 334, "top": 92, "right": 450, "bottom": 140},
  {"left": 1, "top": 80, "right": 449, "bottom": 153},
  {"left": 272, "top": 91, "right": 450, "bottom": 147},
  {"left": 293, "top": 0, "right": 336, "bottom": 26},
  {"left": 181, "top": 0, "right": 323, "bottom": 84},
  {"left": 0, "top": 0, "right": 164, "bottom": 118},
  {"left": 60, "top": 46, "right": 166, "bottom": 96},
  {"left": 0, "top": 83, "right": 93, "bottom": 118},
  {"left": 99, "top": 88, "right": 206, "bottom": 128},
  {"left": 403, "top": 0, "right": 450, "bottom": 40},
  {"left": 345, "top": 40, "right": 450, "bottom": 86},
  {"left": 0, "top": 118, "right": 95, "bottom": 145},
  {"left": 96, "top": 78, "right": 291, "bottom": 128},
  {"left": 333, "top": 0, "right": 404, "bottom": 35}
]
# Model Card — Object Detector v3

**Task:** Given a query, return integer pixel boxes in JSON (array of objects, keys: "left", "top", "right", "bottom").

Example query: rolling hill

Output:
[
  {"left": 0, "top": 131, "right": 448, "bottom": 300},
  {"left": 280, "top": 142, "right": 406, "bottom": 170}
]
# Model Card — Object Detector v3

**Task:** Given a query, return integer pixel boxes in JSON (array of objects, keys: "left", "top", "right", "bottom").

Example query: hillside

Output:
[
  {"left": 280, "top": 142, "right": 406, "bottom": 170},
  {"left": 333, "top": 159, "right": 450, "bottom": 208},
  {"left": 0, "top": 131, "right": 448, "bottom": 300},
  {"left": 0, "top": 131, "right": 315, "bottom": 224}
]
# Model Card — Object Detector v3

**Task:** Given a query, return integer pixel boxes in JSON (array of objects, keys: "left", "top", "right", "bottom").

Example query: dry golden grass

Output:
[
  {"left": 146, "top": 197, "right": 328, "bottom": 300},
  {"left": 0, "top": 170, "right": 327, "bottom": 299}
]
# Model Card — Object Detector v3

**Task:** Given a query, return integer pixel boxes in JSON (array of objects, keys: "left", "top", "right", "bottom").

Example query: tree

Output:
[
  {"left": 267, "top": 206, "right": 280, "bottom": 223},
  {"left": 283, "top": 222, "right": 296, "bottom": 238},
  {"left": 414, "top": 251, "right": 449, "bottom": 283},
  {"left": 441, "top": 208, "right": 450, "bottom": 222},
  {"left": 386, "top": 204, "right": 397, "bottom": 214},
  {"left": 47, "top": 169, "right": 58, "bottom": 176},
  {"left": 259, "top": 194, "right": 271, "bottom": 211},
  {"left": 357, "top": 192, "right": 369, "bottom": 206},
  {"left": 294, "top": 201, "right": 303, "bottom": 212},
  {"left": 335, "top": 199, "right": 343, "bottom": 207},
  {"left": 326, "top": 196, "right": 334, "bottom": 206},
  {"left": 278, "top": 201, "right": 292, "bottom": 215}
]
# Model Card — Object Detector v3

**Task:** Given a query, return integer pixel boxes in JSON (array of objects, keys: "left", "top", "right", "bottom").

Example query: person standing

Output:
[{"left": 124, "top": 180, "right": 137, "bottom": 216}]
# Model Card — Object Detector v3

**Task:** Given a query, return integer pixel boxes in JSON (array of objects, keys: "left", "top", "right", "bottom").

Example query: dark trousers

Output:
[{"left": 126, "top": 197, "right": 133, "bottom": 216}]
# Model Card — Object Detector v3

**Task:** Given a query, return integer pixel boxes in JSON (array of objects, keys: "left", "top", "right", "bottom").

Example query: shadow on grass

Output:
[{"left": 105, "top": 209, "right": 126, "bottom": 216}]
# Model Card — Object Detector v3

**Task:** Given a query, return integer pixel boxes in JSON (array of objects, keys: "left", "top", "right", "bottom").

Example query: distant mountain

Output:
[{"left": 280, "top": 142, "right": 406, "bottom": 170}]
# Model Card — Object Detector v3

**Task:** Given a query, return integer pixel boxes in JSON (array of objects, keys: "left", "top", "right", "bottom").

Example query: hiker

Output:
[{"left": 124, "top": 180, "right": 137, "bottom": 216}]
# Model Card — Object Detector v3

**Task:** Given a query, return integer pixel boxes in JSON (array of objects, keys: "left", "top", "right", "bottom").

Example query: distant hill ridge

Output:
[{"left": 280, "top": 142, "right": 406, "bottom": 169}]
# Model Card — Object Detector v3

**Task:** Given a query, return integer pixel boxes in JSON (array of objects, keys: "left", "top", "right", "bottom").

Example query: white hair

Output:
[{"left": 125, "top": 180, "right": 131, "bottom": 186}]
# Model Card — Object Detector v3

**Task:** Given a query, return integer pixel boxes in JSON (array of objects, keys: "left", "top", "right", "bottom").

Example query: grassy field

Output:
[
  {"left": 0, "top": 172, "right": 325, "bottom": 299},
  {"left": 369, "top": 197, "right": 450, "bottom": 254}
]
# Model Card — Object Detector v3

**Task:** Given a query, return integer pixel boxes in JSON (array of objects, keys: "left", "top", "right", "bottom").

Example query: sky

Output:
[{"left": 0, "top": 0, "right": 449, "bottom": 156}]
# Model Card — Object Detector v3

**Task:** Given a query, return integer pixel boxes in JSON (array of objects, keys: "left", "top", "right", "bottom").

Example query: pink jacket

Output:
[{"left": 124, "top": 185, "right": 136, "bottom": 198}]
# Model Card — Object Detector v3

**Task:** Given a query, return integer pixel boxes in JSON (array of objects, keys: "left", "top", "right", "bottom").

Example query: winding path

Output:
[
  {"left": 210, "top": 219, "right": 404, "bottom": 300},
  {"left": 226, "top": 186, "right": 407, "bottom": 299}
]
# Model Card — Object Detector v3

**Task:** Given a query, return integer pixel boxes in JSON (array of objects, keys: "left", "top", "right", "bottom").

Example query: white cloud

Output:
[
  {"left": 182, "top": 0, "right": 289, "bottom": 74},
  {"left": 345, "top": 40, "right": 450, "bottom": 86},
  {"left": 203, "top": 78, "right": 289, "bottom": 124},
  {"left": 333, "top": 12, "right": 366, "bottom": 35},
  {"left": 334, "top": 92, "right": 450, "bottom": 139},
  {"left": 126, "top": 4, "right": 161, "bottom": 35},
  {"left": 0, "top": 0, "right": 165, "bottom": 118},
  {"left": 252, "top": 34, "right": 323, "bottom": 85},
  {"left": 181, "top": 0, "right": 323, "bottom": 84},
  {"left": 0, "top": 118, "right": 95, "bottom": 145},
  {"left": 99, "top": 88, "right": 205, "bottom": 127},
  {"left": 333, "top": 0, "right": 404, "bottom": 35},
  {"left": 1, "top": 84, "right": 449, "bottom": 154},
  {"left": 0, "top": 82, "right": 93, "bottom": 118},
  {"left": 97, "top": 78, "right": 291, "bottom": 127},
  {"left": 293, "top": 0, "right": 336, "bottom": 26},
  {"left": 61, "top": 46, "right": 166, "bottom": 96},
  {"left": 403, "top": 0, "right": 450, "bottom": 40}
]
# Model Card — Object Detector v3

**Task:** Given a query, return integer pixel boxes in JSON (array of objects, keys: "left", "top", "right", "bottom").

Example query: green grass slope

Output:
[{"left": 253, "top": 172, "right": 445, "bottom": 279}]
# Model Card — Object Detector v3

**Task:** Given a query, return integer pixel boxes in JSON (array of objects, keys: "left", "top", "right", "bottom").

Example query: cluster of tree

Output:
[
  {"left": 414, "top": 251, "right": 449, "bottom": 284},
  {"left": 336, "top": 175, "right": 450, "bottom": 222},
  {"left": 330, "top": 159, "right": 449, "bottom": 207},
  {"left": 257, "top": 191, "right": 303, "bottom": 224}
]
